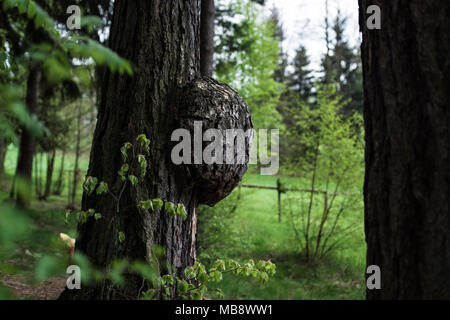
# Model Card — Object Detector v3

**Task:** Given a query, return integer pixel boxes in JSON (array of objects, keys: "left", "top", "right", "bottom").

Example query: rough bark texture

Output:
[
  {"left": 59, "top": 0, "right": 251, "bottom": 300},
  {"left": 15, "top": 63, "right": 41, "bottom": 206},
  {"left": 200, "top": 0, "right": 215, "bottom": 77},
  {"left": 176, "top": 77, "right": 253, "bottom": 205},
  {"left": 359, "top": 1, "right": 450, "bottom": 299}
]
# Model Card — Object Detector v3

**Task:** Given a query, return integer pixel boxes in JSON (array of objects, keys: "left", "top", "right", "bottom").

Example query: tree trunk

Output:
[
  {"left": 0, "top": 138, "right": 8, "bottom": 181},
  {"left": 70, "top": 105, "right": 82, "bottom": 208},
  {"left": 43, "top": 149, "right": 56, "bottom": 200},
  {"left": 14, "top": 63, "right": 41, "bottom": 207},
  {"left": 359, "top": 1, "right": 450, "bottom": 299},
  {"left": 200, "top": 0, "right": 215, "bottom": 77},
  {"left": 59, "top": 0, "right": 251, "bottom": 300},
  {"left": 61, "top": 0, "right": 197, "bottom": 299},
  {"left": 53, "top": 150, "right": 65, "bottom": 195}
]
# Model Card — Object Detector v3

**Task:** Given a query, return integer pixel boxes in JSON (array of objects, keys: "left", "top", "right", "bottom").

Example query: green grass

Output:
[
  {"left": 2, "top": 144, "right": 89, "bottom": 209},
  {"left": 200, "top": 173, "right": 366, "bottom": 300},
  {"left": 0, "top": 193, "right": 78, "bottom": 292},
  {"left": 1, "top": 145, "right": 366, "bottom": 300}
]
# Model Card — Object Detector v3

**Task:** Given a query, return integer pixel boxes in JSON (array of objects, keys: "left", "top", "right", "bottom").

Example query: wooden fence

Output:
[{"left": 241, "top": 178, "right": 329, "bottom": 223}]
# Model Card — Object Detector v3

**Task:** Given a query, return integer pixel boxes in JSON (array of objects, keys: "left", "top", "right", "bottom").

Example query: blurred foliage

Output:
[
  {"left": 215, "top": 0, "right": 284, "bottom": 130},
  {"left": 284, "top": 84, "right": 364, "bottom": 260},
  {"left": 0, "top": 0, "right": 132, "bottom": 143}
]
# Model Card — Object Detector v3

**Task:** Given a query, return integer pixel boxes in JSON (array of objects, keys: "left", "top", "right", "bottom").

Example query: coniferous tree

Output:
[{"left": 286, "top": 45, "right": 314, "bottom": 102}]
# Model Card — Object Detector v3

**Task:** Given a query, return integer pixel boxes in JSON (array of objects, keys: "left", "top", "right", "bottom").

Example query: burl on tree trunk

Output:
[
  {"left": 59, "top": 0, "right": 252, "bottom": 300},
  {"left": 360, "top": 1, "right": 450, "bottom": 299}
]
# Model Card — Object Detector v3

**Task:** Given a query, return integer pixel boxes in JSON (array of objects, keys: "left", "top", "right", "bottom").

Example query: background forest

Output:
[{"left": 0, "top": 0, "right": 366, "bottom": 299}]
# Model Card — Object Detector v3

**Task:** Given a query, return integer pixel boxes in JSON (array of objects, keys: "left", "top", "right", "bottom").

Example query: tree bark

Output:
[
  {"left": 0, "top": 138, "right": 8, "bottom": 181},
  {"left": 61, "top": 0, "right": 252, "bottom": 299},
  {"left": 53, "top": 150, "right": 65, "bottom": 195},
  {"left": 14, "top": 63, "right": 41, "bottom": 207},
  {"left": 70, "top": 105, "right": 82, "bottom": 209},
  {"left": 60, "top": 0, "right": 251, "bottom": 300},
  {"left": 43, "top": 149, "right": 56, "bottom": 200},
  {"left": 200, "top": 0, "right": 215, "bottom": 77},
  {"left": 359, "top": 1, "right": 450, "bottom": 299}
]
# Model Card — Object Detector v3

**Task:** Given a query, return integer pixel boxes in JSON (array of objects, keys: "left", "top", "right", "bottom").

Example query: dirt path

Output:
[{"left": 2, "top": 274, "right": 65, "bottom": 300}]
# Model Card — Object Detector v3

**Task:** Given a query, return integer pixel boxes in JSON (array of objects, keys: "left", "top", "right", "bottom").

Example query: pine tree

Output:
[
  {"left": 321, "top": 7, "right": 363, "bottom": 116},
  {"left": 287, "top": 45, "right": 314, "bottom": 102},
  {"left": 269, "top": 6, "right": 287, "bottom": 84}
]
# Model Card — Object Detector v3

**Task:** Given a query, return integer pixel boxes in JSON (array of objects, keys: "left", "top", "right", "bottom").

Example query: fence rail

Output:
[
  {"left": 240, "top": 178, "right": 329, "bottom": 223},
  {"left": 240, "top": 179, "right": 362, "bottom": 222}
]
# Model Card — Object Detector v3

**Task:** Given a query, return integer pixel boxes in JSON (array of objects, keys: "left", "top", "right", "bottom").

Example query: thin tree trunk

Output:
[
  {"left": 43, "top": 149, "right": 56, "bottom": 200},
  {"left": 359, "top": 0, "right": 450, "bottom": 299},
  {"left": 304, "top": 141, "right": 320, "bottom": 260},
  {"left": 34, "top": 154, "right": 39, "bottom": 199},
  {"left": 322, "top": 0, "right": 332, "bottom": 84},
  {"left": 53, "top": 150, "right": 65, "bottom": 195},
  {"left": 0, "top": 138, "right": 8, "bottom": 181},
  {"left": 15, "top": 63, "right": 41, "bottom": 206},
  {"left": 200, "top": 0, "right": 215, "bottom": 77},
  {"left": 70, "top": 105, "right": 82, "bottom": 208}
]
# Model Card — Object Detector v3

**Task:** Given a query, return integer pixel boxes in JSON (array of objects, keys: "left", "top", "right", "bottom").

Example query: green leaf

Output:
[
  {"left": 176, "top": 203, "right": 188, "bottom": 220},
  {"left": 197, "top": 270, "right": 209, "bottom": 284},
  {"left": 137, "top": 200, "right": 153, "bottom": 211},
  {"left": 140, "top": 289, "right": 156, "bottom": 300},
  {"left": 128, "top": 175, "right": 138, "bottom": 186},
  {"left": 178, "top": 279, "right": 189, "bottom": 295},
  {"left": 118, "top": 164, "right": 129, "bottom": 181},
  {"left": 64, "top": 210, "right": 71, "bottom": 225},
  {"left": 164, "top": 202, "right": 176, "bottom": 216},
  {"left": 79, "top": 211, "right": 88, "bottom": 224},
  {"left": 83, "top": 176, "right": 98, "bottom": 196},
  {"left": 27, "top": 1, "right": 37, "bottom": 18},
  {"left": 152, "top": 198, "right": 163, "bottom": 210},
  {"left": 118, "top": 232, "right": 125, "bottom": 243},
  {"left": 120, "top": 142, "right": 132, "bottom": 163},
  {"left": 137, "top": 154, "right": 148, "bottom": 177},
  {"left": 80, "top": 15, "right": 103, "bottom": 33},
  {"left": 2, "top": 0, "right": 16, "bottom": 11},
  {"left": 213, "top": 259, "right": 226, "bottom": 271},
  {"left": 209, "top": 269, "right": 223, "bottom": 282},
  {"left": 214, "top": 288, "right": 224, "bottom": 300},
  {"left": 184, "top": 267, "right": 196, "bottom": 280},
  {"left": 162, "top": 274, "right": 174, "bottom": 286},
  {"left": 96, "top": 181, "right": 108, "bottom": 195},
  {"left": 94, "top": 213, "right": 102, "bottom": 220},
  {"left": 109, "top": 260, "right": 128, "bottom": 286},
  {"left": 136, "top": 134, "right": 150, "bottom": 155},
  {"left": 18, "top": 0, "right": 27, "bottom": 14}
]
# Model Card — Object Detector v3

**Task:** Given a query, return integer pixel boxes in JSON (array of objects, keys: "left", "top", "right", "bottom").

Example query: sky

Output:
[{"left": 264, "top": 0, "right": 361, "bottom": 71}]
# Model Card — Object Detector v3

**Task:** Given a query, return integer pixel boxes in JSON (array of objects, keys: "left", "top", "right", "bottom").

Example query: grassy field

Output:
[
  {"left": 199, "top": 173, "right": 366, "bottom": 300},
  {"left": 0, "top": 147, "right": 366, "bottom": 300}
]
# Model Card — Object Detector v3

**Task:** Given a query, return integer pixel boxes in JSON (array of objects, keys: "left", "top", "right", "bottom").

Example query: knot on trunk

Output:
[{"left": 173, "top": 77, "right": 253, "bottom": 206}]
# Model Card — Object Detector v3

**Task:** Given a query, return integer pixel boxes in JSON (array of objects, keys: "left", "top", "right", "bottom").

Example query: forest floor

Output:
[
  {"left": 0, "top": 168, "right": 366, "bottom": 300},
  {"left": 0, "top": 179, "right": 79, "bottom": 300},
  {"left": 199, "top": 173, "right": 366, "bottom": 300}
]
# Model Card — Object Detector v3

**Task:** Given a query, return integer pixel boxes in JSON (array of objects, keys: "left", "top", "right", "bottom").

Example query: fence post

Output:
[{"left": 277, "top": 178, "right": 282, "bottom": 222}]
